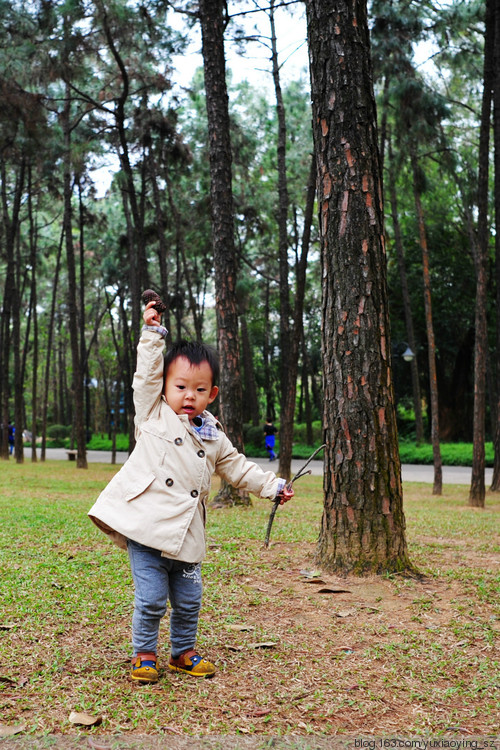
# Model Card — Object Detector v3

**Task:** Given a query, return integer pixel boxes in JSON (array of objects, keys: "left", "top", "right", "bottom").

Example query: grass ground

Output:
[{"left": 0, "top": 461, "right": 498, "bottom": 747}]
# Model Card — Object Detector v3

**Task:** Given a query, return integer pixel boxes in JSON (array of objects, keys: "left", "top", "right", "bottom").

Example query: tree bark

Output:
[
  {"left": 199, "top": 0, "right": 248, "bottom": 506},
  {"left": 470, "top": 0, "right": 494, "bottom": 507},
  {"left": 306, "top": 0, "right": 412, "bottom": 574},
  {"left": 490, "top": 0, "right": 500, "bottom": 492}
]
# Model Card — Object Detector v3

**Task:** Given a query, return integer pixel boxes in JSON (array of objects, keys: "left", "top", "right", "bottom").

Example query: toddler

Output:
[{"left": 88, "top": 299, "right": 293, "bottom": 682}]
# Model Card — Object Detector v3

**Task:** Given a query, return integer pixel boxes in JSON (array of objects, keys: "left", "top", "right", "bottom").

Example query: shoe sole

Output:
[
  {"left": 130, "top": 669, "right": 159, "bottom": 684},
  {"left": 168, "top": 665, "right": 215, "bottom": 679}
]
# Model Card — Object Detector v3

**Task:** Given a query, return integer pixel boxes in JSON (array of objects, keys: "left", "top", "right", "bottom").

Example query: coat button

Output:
[
  {"left": 197, "top": 450, "right": 205, "bottom": 458},
  {"left": 165, "top": 478, "right": 174, "bottom": 487},
  {"left": 174, "top": 437, "right": 183, "bottom": 445},
  {"left": 190, "top": 489, "right": 199, "bottom": 498}
]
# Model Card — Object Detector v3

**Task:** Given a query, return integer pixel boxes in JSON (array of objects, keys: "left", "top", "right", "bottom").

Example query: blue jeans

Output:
[
  {"left": 265, "top": 435, "right": 276, "bottom": 460},
  {"left": 127, "top": 539, "right": 202, "bottom": 658}
]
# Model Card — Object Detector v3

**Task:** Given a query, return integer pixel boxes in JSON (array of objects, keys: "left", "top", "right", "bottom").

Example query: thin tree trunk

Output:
[
  {"left": 62, "top": 79, "right": 87, "bottom": 469},
  {"left": 100, "top": 8, "right": 149, "bottom": 348},
  {"left": 388, "top": 139, "right": 424, "bottom": 443},
  {"left": 263, "top": 279, "right": 275, "bottom": 421},
  {"left": 301, "top": 340, "right": 314, "bottom": 445},
  {"left": 410, "top": 148, "right": 442, "bottom": 495},
  {"left": 13, "top": 218, "right": 24, "bottom": 464},
  {"left": 28, "top": 173, "right": 38, "bottom": 462},
  {"left": 3, "top": 160, "right": 26, "bottom": 463},
  {"left": 490, "top": 0, "right": 500, "bottom": 491},
  {"left": 470, "top": 0, "right": 494, "bottom": 507},
  {"left": 165, "top": 170, "right": 203, "bottom": 340},
  {"left": 40, "top": 230, "right": 64, "bottom": 461},
  {"left": 269, "top": 0, "right": 293, "bottom": 480},
  {"left": 240, "top": 314, "right": 260, "bottom": 426},
  {"left": 148, "top": 150, "right": 173, "bottom": 342}
]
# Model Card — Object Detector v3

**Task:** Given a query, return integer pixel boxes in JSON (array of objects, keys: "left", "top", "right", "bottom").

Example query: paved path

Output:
[{"left": 41, "top": 448, "right": 492, "bottom": 486}]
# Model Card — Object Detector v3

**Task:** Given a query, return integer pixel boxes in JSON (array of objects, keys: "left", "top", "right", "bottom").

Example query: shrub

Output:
[{"left": 47, "top": 424, "right": 71, "bottom": 440}]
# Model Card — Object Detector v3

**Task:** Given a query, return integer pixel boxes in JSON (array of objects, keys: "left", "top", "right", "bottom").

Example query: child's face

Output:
[{"left": 164, "top": 356, "right": 218, "bottom": 420}]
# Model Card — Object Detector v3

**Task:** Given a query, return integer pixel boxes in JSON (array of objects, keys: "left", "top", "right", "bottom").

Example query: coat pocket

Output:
[{"left": 122, "top": 470, "right": 157, "bottom": 502}]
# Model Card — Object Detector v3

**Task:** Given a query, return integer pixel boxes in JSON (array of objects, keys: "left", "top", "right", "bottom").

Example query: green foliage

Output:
[
  {"left": 46, "top": 424, "right": 71, "bottom": 440},
  {"left": 86, "top": 433, "right": 130, "bottom": 452},
  {"left": 399, "top": 439, "right": 495, "bottom": 467}
]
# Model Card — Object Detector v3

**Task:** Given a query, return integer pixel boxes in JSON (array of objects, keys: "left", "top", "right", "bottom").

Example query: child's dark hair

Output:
[{"left": 163, "top": 340, "right": 219, "bottom": 388}]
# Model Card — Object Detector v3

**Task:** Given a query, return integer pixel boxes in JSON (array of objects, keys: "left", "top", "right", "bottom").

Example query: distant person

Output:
[
  {"left": 88, "top": 295, "right": 293, "bottom": 684},
  {"left": 263, "top": 418, "right": 277, "bottom": 461},
  {"left": 8, "top": 422, "right": 14, "bottom": 455}
]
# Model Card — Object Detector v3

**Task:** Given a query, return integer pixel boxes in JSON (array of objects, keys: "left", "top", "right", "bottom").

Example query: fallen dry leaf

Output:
[
  {"left": 248, "top": 641, "right": 277, "bottom": 649},
  {"left": 335, "top": 609, "right": 356, "bottom": 618},
  {"left": 317, "top": 587, "right": 351, "bottom": 594},
  {"left": 69, "top": 711, "right": 102, "bottom": 727},
  {"left": 248, "top": 708, "right": 272, "bottom": 717},
  {"left": 87, "top": 738, "right": 112, "bottom": 750},
  {"left": 0, "top": 623, "right": 16, "bottom": 630},
  {"left": 0, "top": 723, "right": 26, "bottom": 738},
  {"left": 160, "top": 725, "right": 183, "bottom": 735},
  {"left": 227, "top": 624, "right": 255, "bottom": 632},
  {"left": 300, "top": 568, "right": 322, "bottom": 578}
]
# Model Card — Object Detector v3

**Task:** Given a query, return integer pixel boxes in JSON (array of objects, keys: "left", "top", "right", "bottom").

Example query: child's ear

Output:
[{"left": 208, "top": 385, "right": 219, "bottom": 404}]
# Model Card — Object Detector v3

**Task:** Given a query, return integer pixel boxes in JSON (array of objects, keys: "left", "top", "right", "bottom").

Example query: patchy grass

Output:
[{"left": 0, "top": 461, "right": 498, "bottom": 743}]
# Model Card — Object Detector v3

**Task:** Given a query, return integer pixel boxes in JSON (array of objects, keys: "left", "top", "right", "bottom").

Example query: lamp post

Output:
[{"left": 393, "top": 341, "right": 415, "bottom": 363}]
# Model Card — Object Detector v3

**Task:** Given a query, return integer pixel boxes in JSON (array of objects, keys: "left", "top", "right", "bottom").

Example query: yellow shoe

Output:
[
  {"left": 168, "top": 649, "right": 215, "bottom": 678},
  {"left": 130, "top": 653, "right": 158, "bottom": 683}
]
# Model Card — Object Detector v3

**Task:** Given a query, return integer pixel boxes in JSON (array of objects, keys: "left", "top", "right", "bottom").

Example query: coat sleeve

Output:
[
  {"left": 132, "top": 330, "right": 166, "bottom": 430},
  {"left": 214, "top": 433, "right": 280, "bottom": 499}
]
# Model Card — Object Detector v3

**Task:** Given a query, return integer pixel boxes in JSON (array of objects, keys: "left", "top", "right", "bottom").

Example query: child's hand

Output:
[
  {"left": 277, "top": 485, "right": 294, "bottom": 506},
  {"left": 143, "top": 300, "right": 162, "bottom": 327}
]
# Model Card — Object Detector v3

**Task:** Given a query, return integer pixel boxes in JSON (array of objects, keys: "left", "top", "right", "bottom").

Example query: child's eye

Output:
[
  {"left": 197, "top": 388, "right": 206, "bottom": 393},
  {"left": 177, "top": 385, "right": 185, "bottom": 390}
]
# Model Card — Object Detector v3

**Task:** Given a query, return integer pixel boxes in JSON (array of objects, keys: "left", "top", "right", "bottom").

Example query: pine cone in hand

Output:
[{"left": 141, "top": 289, "right": 167, "bottom": 314}]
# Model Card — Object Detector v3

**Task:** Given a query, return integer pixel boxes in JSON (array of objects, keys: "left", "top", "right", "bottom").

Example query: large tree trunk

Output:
[
  {"left": 470, "top": 0, "right": 493, "bottom": 507},
  {"left": 199, "top": 0, "right": 248, "bottom": 506},
  {"left": 306, "top": 0, "right": 412, "bottom": 574},
  {"left": 410, "top": 148, "right": 442, "bottom": 495}
]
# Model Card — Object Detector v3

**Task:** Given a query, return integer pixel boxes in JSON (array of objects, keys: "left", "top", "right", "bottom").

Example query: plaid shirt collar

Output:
[{"left": 190, "top": 414, "right": 219, "bottom": 441}]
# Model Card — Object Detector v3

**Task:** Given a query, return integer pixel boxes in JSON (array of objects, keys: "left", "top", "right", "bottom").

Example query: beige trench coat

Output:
[{"left": 88, "top": 330, "right": 281, "bottom": 561}]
